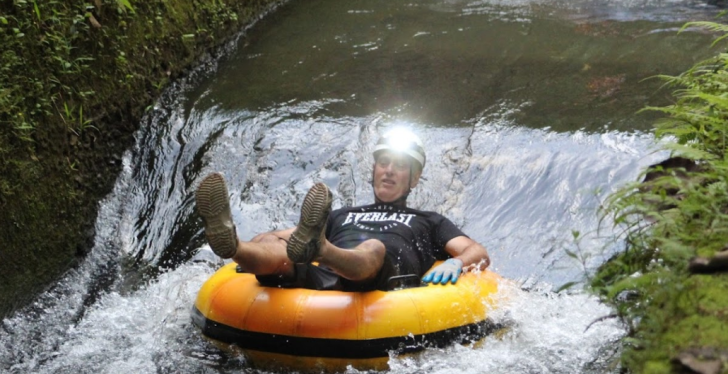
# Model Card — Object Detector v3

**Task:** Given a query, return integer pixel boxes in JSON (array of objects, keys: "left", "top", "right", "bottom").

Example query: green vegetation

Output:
[
  {"left": 0, "top": 0, "right": 279, "bottom": 317},
  {"left": 593, "top": 21, "right": 728, "bottom": 374}
]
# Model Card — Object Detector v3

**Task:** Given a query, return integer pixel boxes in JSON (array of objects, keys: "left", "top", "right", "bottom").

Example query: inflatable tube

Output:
[{"left": 192, "top": 262, "right": 503, "bottom": 372}]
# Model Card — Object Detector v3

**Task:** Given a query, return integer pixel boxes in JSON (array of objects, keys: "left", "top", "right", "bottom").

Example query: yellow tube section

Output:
[{"left": 192, "top": 262, "right": 503, "bottom": 372}]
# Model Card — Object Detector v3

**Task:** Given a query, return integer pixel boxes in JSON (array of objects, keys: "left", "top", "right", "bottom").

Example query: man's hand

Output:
[{"left": 422, "top": 258, "right": 463, "bottom": 285}]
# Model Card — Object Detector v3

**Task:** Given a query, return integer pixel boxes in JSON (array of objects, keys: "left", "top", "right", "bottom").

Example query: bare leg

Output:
[
  {"left": 285, "top": 182, "right": 386, "bottom": 282},
  {"left": 196, "top": 173, "right": 296, "bottom": 278},
  {"left": 316, "top": 238, "right": 386, "bottom": 281},
  {"left": 230, "top": 229, "right": 384, "bottom": 282},
  {"left": 198, "top": 175, "right": 385, "bottom": 283},
  {"left": 231, "top": 228, "right": 296, "bottom": 278}
]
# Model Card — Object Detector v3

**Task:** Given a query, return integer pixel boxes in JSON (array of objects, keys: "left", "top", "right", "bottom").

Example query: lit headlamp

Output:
[{"left": 373, "top": 128, "right": 426, "bottom": 169}]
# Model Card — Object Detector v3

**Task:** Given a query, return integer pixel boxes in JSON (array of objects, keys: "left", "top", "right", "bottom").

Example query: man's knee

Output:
[
  {"left": 360, "top": 239, "right": 386, "bottom": 259},
  {"left": 365, "top": 238, "right": 385, "bottom": 250},
  {"left": 251, "top": 232, "right": 285, "bottom": 244}
]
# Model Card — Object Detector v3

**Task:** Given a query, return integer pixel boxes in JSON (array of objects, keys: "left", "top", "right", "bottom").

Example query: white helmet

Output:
[{"left": 373, "top": 128, "right": 426, "bottom": 170}]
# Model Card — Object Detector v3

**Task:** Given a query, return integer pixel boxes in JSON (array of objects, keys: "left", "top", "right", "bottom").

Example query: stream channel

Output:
[{"left": 1, "top": 0, "right": 725, "bottom": 373}]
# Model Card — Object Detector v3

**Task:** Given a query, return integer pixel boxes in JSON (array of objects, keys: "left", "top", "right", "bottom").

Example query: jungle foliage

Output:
[
  {"left": 0, "top": 0, "right": 279, "bottom": 317},
  {"left": 593, "top": 21, "right": 728, "bottom": 374}
]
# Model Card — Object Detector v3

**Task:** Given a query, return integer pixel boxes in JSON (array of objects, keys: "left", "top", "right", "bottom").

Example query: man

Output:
[{"left": 195, "top": 128, "right": 490, "bottom": 291}]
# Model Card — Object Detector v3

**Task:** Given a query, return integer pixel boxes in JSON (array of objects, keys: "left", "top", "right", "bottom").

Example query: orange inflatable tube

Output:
[{"left": 192, "top": 262, "right": 503, "bottom": 372}]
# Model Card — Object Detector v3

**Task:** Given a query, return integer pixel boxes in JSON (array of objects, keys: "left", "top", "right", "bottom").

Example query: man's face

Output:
[{"left": 373, "top": 151, "right": 421, "bottom": 203}]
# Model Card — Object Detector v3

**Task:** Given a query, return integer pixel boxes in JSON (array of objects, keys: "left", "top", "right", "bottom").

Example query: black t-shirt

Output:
[{"left": 325, "top": 203, "right": 466, "bottom": 290}]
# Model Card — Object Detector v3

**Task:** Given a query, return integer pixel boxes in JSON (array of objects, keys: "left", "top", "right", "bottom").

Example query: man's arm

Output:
[
  {"left": 422, "top": 236, "right": 490, "bottom": 285},
  {"left": 443, "top": 236, "right": 491, "bottom": 271}
]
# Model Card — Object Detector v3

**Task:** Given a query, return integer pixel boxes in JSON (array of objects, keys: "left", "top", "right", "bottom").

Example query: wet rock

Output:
[
  {"left": 587, "top": 74, "right": 626, "bottom": 99},
  {"left": 673, "top": 347, "right": 728, "bottom": 374},
  {"left": 642, "top": 157, "right": 702, "bottom": 190},
  {"left": 705, "top": 0, "right": 728, "bottom": 8},
  {"left": 688, "top": 247, "right": 728, "bottom": 274},
  {"left": 76, "top": 225, "right": 96, "bottom": 257},
  {"left": 644, "top": 157, "right": 699, "bottom": 177},
  {"left": 639, "top": 157, "right": 704, "bottom": 216}
]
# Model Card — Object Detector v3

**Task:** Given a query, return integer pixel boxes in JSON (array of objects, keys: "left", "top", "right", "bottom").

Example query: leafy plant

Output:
[
  {"left": 116, "top": 0, "right": 135, "bottom": 14},
  {"left": 593, "top": 20, "right": 728, "bottom": 373}
]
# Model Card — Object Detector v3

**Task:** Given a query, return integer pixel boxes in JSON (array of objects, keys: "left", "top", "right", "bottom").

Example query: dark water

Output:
[
  {"left": 1, "top": 0, "right": 722, "bottom": 373},
  {"left": 198, "top": 0, "right": 713, "bottom": 132}
]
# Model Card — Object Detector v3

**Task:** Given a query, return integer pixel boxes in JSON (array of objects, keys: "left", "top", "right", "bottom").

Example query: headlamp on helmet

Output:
[{"left": 373, "top": 128, "right": 426, "bottom": 170}]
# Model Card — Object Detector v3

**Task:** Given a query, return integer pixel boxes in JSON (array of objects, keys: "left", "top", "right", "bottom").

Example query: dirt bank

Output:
[{"left": 0, "top": 0, "right": 283, "bottom": 318}]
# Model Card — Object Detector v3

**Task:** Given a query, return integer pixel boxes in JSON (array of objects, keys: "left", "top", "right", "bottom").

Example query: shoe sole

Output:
[
  {"left": 287, "top": 183, "right": 332, "bottom": 263},
  {"left": 196, "top": 173, "right": 237, "bottom": 259}
]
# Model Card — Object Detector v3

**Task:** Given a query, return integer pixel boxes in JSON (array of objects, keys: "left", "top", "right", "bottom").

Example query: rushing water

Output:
[{"left": 1, "top": 0, "right": 723, "bottom": 373}]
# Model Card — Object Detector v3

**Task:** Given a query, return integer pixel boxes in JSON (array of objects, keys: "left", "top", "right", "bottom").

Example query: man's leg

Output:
[
  {"left": 195, "top": 172, "right": 238, "bottom": 259},
  {"left": 286, "top": 182, "right": 332, "bottom": 263},
  {"left": 233, "top": 229, "right": 295, "bottom": 277},
  {"left": 196, "top": 172, "right": 294, "bottom": 277},
  {"left": 317, "top": 239, "right": 386, "bottom": 282},
  {"left": 198, "top": 175, "right": 384, "bottom": 282},
  {"left": 286, "top": 182, "right": 386, "bottom": 282}
]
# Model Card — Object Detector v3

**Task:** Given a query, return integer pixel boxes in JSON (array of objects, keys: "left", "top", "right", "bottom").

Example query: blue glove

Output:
[{"left": 422, "top": 259, "right": 463, "bottom": 285}]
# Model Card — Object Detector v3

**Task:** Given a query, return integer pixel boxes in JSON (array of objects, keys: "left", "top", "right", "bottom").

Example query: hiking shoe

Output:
[
  {"left": 287, "top": 183, "right": 332, "bottom": 263},
  {"left": 195, "top": 172, "right": 238, "bottom": 259}
]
